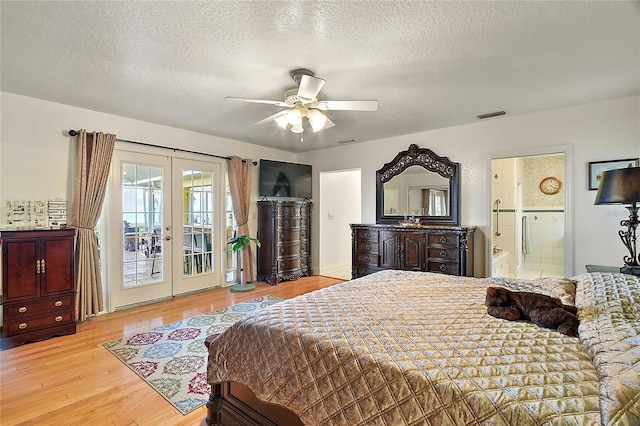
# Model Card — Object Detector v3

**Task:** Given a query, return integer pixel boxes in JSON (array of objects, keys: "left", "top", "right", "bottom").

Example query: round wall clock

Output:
[{"left": 539, "top": 176, "right": 562, "bottom": 195}]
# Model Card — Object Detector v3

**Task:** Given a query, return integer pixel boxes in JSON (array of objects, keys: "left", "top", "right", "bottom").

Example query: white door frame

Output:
[
  {"left": 318, "top": 168, "right": 362, "bottom": 280},
  {"left": 485, "top": 144, "right": 574, "bottom": 278}
]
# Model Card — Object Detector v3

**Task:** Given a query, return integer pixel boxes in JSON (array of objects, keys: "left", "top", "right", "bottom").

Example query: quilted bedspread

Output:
[
  {"left": 207, "top": 270, "right": 639, "bottom": 425},
  {"left": 575, "top": 273, "right": 640, "bottom": 425}
]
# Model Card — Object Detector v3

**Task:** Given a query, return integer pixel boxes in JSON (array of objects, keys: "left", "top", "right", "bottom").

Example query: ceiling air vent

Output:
[{"left": 476, "top": 110, "right": 506, "bottom": 120}]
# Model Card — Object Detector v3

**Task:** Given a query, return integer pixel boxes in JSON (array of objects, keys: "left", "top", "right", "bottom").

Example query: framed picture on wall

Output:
[{"left": 588, "top": 158, "right": 639, "bottom": 190}]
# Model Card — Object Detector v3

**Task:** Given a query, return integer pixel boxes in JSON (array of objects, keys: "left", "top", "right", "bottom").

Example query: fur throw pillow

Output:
[{"left": 485, "top": 286, "right": 579, "bottom": 337}]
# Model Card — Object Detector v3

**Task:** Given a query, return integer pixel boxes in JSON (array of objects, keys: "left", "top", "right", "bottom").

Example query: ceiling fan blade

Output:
[
  {"left": 297, "top": 75, "right": 325, "bottom": 100},
  {"left": 316, "top": 100, "right": 378, "bottom": 111},
  {"left": 225, "top": 97, "right": 290, "bottom": 107},
  {"left": 254, "top": 110, "right": 288, "bottom": 126}
]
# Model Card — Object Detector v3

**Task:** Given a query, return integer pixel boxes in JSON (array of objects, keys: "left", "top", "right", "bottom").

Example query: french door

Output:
[{"left": 109, "top": 150, "right": 224, "bottom": 310}]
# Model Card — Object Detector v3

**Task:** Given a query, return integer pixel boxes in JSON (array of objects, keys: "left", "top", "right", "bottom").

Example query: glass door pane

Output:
[
  {"left": 182, "top": 170, "right": 214, "bottom": 276},
  {"left": 122, "top": 163, "right": 165, "bottom": 285}
]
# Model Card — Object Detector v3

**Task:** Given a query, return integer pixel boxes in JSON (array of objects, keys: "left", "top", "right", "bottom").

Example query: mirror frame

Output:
[{"left": 376, "top": 144, "right": 460, "bottom": 226}]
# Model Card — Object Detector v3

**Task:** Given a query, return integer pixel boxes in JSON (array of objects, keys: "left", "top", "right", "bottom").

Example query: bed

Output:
[{"left": 203, "top": 270, "right": 640, "bottom": 425}]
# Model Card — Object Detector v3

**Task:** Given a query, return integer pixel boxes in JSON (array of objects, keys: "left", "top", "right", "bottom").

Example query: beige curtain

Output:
[
  {"left": 228, "top": 156, "right": 253, "bottom": 284},
  {"left": 69, "top": 130, "right": 116, "bottom": 321}
]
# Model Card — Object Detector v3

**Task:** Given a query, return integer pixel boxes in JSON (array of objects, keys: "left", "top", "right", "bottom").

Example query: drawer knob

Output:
[
  {"left": 279, "top": 247, "right": 285, "bottom": 254},
  {"left": 279, "top": 233, "right": 285, "bottom": 239},
  {"left": 19, "top": 323, "right": 28, "bottom": 330},
  {"left": 364, "top": 256, "right": 370, "bottom": 262},
  {"left": 365, "top": 244, "right": 371, "bottom": 250},
  {"left": 440, "top": 264, "right": 447, "bottom": 272},
  {"left": 439, "top": 250, "right": 447, "bottom": 257},
  {"left": 55, "top": 316, "right": 63, "bottom": 322},
  {"left": 54, "top": 300, "right": 63, "bottom": 307},
  {"left": 18, "top": 306, "right": 28, "bottom": 313},
  {"left": 439, "top": 237, "right": 447, "bottom": 243}
]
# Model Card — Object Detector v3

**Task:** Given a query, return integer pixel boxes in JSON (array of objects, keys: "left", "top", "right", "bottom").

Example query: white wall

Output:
[
  {"left": 300, "top": 96, "right": 640, "bottom": 277},
  {"left": 318, "top": 169, "right": 361, "bottom": 279},
  {"left": 2, "top": 93, "right": 638, "bottom": 280},
  {"left": 0, "top": 92, "right": 299, "bottom": 229},
  {"left": 0, "top": 92, "right": 300, "bottom": 298}
]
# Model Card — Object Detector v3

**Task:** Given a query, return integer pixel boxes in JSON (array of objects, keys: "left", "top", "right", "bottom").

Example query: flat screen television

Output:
[{"left": 259, "top": 159, "right": 312, "bottom": 199}]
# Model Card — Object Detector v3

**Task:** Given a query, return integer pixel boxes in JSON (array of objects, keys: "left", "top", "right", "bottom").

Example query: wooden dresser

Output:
[
  {"left": 1, "top": 228, "right": 76, "bottom": 349},
  {"left": 257, "top": 200, "right": 311, "bottom": 285},
  {"left": 350, "top": 224, "right": 475, "bottom": 279}
]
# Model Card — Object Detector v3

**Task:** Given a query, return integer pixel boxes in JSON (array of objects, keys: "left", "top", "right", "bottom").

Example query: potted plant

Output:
[{"left": 227, "top": 235, "right": 261, "bottom": 292}]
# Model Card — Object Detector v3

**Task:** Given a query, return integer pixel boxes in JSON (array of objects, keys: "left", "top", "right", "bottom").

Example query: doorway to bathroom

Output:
[{"left": 490, "top": 152, "right": 567, "bottom": 279}]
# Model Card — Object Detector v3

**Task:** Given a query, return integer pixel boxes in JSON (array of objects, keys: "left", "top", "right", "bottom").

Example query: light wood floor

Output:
[{"left": 0, "top": 276, "right": 344, "bottom": 426}]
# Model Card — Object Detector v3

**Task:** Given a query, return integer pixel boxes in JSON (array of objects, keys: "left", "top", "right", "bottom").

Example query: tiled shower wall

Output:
[{"left": 522, "top": 211, "right": 565, "bottom": 275}]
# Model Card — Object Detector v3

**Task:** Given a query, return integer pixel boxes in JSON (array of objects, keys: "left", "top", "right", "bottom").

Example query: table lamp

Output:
[{"left": 594, "top": 166, "right": 640, "bottom": 276}]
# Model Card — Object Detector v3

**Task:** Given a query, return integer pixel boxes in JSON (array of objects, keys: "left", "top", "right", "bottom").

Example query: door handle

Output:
[
  {"left": 165, "top": 235, "right": 172, "bottom": 241},
  {"left": 495, "top": 199, "right": 502, "bottom": 236}
]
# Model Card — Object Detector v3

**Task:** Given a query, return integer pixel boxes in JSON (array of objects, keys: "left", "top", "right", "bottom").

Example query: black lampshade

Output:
[{"left": 594, "top": 166, "right": 640, "bottom": 205}]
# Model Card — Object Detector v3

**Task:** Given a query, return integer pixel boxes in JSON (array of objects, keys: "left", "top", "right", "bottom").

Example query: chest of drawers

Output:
[
  {"left": 257, "top": 200, "right": 312, "bottom": 285},
  {"left": 351, "top": 224, "right": 475, "bottom": 279},
  {"left": 1, "top": 229, "right": 76, "bottom": 348}
]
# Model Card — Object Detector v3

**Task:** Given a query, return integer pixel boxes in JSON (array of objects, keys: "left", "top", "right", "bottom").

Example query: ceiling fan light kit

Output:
[{"left": 226, "top": 69, "right": 378, "bottom": 140}]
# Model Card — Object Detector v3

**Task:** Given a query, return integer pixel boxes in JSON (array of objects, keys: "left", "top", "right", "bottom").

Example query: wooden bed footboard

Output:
[{"left": 202, "top": 381, "right": 304, "bottom": 426}]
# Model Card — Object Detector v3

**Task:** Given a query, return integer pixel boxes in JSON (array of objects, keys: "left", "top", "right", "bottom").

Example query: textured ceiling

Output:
[{"left": 1, "top": 1, "right": 638, "bottom": 153}]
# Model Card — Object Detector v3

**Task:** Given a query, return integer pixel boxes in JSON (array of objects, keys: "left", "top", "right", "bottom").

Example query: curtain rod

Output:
[{"left": 67, "top": 130, "right": 257, "bottom": 165}]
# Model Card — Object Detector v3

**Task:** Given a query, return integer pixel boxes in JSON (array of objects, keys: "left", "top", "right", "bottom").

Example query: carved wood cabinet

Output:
[
  {"left": 257, "top": 200, "right": 311, "bottom": 285},
  {"left": 351, "top": 224, "right": 475, "bottom": 279},
  {"left": 1, "top": 229, "right": 76, "bottom": 348}
]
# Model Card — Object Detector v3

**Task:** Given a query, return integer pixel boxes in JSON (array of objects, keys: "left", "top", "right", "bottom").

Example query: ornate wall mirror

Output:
[{"left": 376, "top": 144, "right": 460, "bottom": 225}]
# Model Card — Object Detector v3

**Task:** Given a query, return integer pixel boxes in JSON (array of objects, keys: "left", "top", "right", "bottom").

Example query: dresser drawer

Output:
[
  {"left": 353, "top": 265, "right": 384, "bottom": 278},
  {"left": 277, "top": 229, "right": 300, "bottom": 242},
  {"left": 277, "top": 217, "right": 301, "bottom": 228},
  {"left": 276, "top": 204, "right": 303, "bottom": 218},
  {"left": 427, "top": 247, "right": 460, "bottom": 262},
  {"left": 3, "top": 294, "right": 75, "bottom": 318},
  {"left": 356, "top": 253, "right": 378, "bottom": 266},
  {"left": 3, "top": 308, "right": 75, "bottom": 336},
  {"left": 278, "top": 257, "right": 301, "bottom": 272},
  {"left": 427, "top": 232, "right": 459, "bottom": 247},
  {"left": 427, "top": 261, "right": 460, "bottom": 275},
  {"left": 277, "top": 241, "right": 300, "bottom": 257},
  {"left": 355, "top": 240, "right": 378, "bottom": 254},
  {"left": 355, "top": 229, "right": 379, "bottom": 243}
]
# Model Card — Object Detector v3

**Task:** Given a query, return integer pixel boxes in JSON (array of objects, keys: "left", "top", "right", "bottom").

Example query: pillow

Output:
[
  {"left": 532, "top": 277, "right": 577, "bottom": 307},
  {"left": 486, "top": 276, "right": 577, "bottom": 307}
]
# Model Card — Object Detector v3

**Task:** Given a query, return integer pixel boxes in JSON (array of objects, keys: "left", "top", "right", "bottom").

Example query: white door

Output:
[
  {"left": 109, "top": 151, "right": 224, "bottom": 310},
  {"left": 172, "top": 158, "right": 223, "bottom": 295}
]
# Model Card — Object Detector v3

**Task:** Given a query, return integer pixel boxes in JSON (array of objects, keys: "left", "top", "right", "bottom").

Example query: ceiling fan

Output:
[{"left": 225, "top": 69, "right": 378, "bottom": 137}]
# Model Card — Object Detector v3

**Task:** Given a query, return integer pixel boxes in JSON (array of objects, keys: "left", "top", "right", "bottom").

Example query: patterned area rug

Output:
[{"left": 103, "top": 295, "right": 283, "bottom": 414}]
